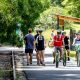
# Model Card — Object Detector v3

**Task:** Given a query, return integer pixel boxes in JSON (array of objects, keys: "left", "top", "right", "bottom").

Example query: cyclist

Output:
[
  {"left": 73, "top": 32, "right": 80, "bottom": 59},
  {"left": 52, "top": 30, "right": 64, "bottom": 63},
  {"left": 62, "top": 31, "right": 70, "bottom": 61}
]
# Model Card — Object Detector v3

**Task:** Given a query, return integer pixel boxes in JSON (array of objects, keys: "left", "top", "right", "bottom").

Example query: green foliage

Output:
[
  {"left": 0, "top": 0, "right": 50, "bottom": 46},
  {"left": 61, "top": 0, "right": 80, "bottom": 18}
]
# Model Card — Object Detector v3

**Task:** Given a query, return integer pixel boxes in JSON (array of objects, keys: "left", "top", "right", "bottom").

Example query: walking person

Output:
[
  {"left": 36, "top": 29, "right": 45, "bottom": 66},
  {"left": 24, "top": 28, "right": 34, "bottom": 65},
  {"left": 34, "top": 29, "right": 39, "bottom": 65}
]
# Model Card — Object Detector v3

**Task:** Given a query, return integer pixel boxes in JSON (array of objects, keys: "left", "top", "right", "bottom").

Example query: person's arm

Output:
[{"left": 73, "top": 38, "right": 76, "bottom": 45}]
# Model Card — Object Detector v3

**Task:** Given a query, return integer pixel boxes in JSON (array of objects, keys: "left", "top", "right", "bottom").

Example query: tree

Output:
[
  {"left": 61, "top": 0, "right": 80, "bottom": 18},
  {"left": 0, "top": 0, "right": 50, "bottom": 46}
]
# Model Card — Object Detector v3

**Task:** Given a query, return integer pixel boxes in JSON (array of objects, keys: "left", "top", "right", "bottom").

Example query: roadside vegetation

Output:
[{"left": 0, "top": 0, "right": 80, "bottom": 47}]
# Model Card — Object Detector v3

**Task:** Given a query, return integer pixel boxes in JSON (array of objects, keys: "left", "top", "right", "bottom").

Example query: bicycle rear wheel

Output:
[{"left": 63, "top": 49, "right": 66, "bottom": 66}]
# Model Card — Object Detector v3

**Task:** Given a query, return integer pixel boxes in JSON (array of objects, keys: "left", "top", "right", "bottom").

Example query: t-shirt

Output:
[
  {"left": 64, "top": 36, "right": 69, "bottom": 45},
  {"left": 34, "top": 34, "right": 39, "bottom": 40},
  {"left": 53, "top": 35, "right": 63, "bottom": 46},
  {"left": 24, "top": 34, "right": 34, "bottom": 49},
  {"left": 36, "top": 35, "right": 44, "bottom": 50},
  {"left": 74, "top": 38, "right": 80, "bottom": 45}
]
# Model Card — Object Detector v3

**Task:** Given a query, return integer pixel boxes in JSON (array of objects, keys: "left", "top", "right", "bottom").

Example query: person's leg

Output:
[
  {"left": 29, "top": 53, "right": 32, "bottom": 64},
  {"left": 59, "top": 47, "right": 63, "bottom": 60},
  {"left": 36, "top": 50, "right": 39, "bottom": 64},
  {"left": 37, "top": 50, "right": 41, "bottom": 65},
  {"left": 25, "top": 49, "right": 30, "bottom": 65},
  {"left": 67, "top": 49, "right": 70, "bottom": 61},
  {"left": 53, "top": 47, "right": 56, "bottom": 63},
  {"left": 26, "top": 53, "right": 29, "bottom": 65},
  {"left": 40, "top": 50, "right": 45, "bottom": 65}
]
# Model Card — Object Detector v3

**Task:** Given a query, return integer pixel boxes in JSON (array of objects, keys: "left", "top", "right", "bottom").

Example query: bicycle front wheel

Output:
[
  {"left": 77, "top": 50, "right": 80, "bottom": 67},
  {"left": 63, "top": 49, "right": 66, "bottom": 66},
  {"left": 56, "top": 51, "right": 59, "bottom": 68}
]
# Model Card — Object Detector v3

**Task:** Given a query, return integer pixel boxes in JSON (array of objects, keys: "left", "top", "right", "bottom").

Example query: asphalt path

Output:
[
  {"left": 16, "top": 47, "right": 80, "bottom": 80},
  {"left": 0, "top": 46, "right": 80, "bottom": 80}
]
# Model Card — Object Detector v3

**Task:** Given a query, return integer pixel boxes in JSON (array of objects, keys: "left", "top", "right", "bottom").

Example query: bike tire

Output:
[
  {"left": 63, "top": 49, "right": 66, "bottom": 66},
  {"left": 77, "top": 50, "right": 80, "bottom": 67},
  {"left": 56, "top": 51, "right": 59, "bottom": 68}
]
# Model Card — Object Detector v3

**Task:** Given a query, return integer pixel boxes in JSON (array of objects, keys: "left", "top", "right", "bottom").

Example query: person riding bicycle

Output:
[
  {"left": 62, "top": 31, "right": 70, "bottom": 61},
  {"left": 73, "top": 32, "right": 80, "bottom": 45},
  {"left": 73, "top": 32, "right": 80, "bottom": 59},
  {"left": 52, "top": 30, "right": 64, "bottom": 63}
]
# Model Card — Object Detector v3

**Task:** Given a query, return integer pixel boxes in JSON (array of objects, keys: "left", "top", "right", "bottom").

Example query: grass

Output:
[
  {"left": 72, "top": 23, "right": 80, "bottom": 31},
  {"left": 70, "top": 51, "right": 76, "bottom": 57}
]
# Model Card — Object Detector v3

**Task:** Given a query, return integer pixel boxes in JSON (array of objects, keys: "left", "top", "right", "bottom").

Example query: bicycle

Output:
[
  {"left": 74, "top": 44, "right": 80, "bottom": 67},
  {"left": 55, "top": 45, "right": 67, "bottom": 67}
]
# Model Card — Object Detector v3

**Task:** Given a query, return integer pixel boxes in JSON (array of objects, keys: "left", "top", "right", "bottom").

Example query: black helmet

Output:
[
  {"left": 62, "top": 31, "right": 66, "bottom": 34},
  {"left": 57, "top": 30, "right": 61, "bottom": 34}
]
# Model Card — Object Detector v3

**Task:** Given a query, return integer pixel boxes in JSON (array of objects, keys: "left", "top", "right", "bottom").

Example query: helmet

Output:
[
  {"left": 57, "top": 30, "right": 61, "bottom": 34},
  {"left": 62, "top": 31, "right": 66, "bottom": 34},
  {"left": 38, "top": 29, "right": 43, "bottom": 33},
  {"left": 76, "top": 32, "right": 80, "bottom": 35}
]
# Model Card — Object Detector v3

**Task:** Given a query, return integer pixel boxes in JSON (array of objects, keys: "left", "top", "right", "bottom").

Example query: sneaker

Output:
[
  {"left": 42, "top": 63, "right": 45, "bottom": 66},
  {"left": 30, "top": 62, "right": 32, "bottom": 64},
  {"left": 40, "top": 61, "right": 45, "bottom": 66},
  {"left": 37, "top": 61, "right": 40, "bottom": 66},
  {"left": 27, "top": 63, "right": 29, "bottom": 66},
  {"left": 68, "top": 57, "right": 70, "bottom": 61}
]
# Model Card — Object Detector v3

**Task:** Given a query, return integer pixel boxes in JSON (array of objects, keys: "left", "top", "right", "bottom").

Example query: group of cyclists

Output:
[{"left": 24, "top": 28, "right": 80, "bottom": 66}]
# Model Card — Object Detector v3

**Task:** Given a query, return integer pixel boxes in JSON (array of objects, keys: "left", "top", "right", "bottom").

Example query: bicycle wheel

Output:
[
  {"left": 63, "top": 49, "right": 66, "bottom": 66},
  {"left": 56, "top": 50, "right": 59, "bottom": 68},
  {"left": 77, "top": 50, "right": 80, "bottom": 67}
]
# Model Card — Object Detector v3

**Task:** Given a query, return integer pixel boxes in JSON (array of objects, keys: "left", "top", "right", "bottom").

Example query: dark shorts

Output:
[
  {"left": 37, "top": 47, "right": 45, "bottom": 50},
  {"left": 25, "top": 49, "right": 33, "bottom": 53},
  {"left": 65, "top": 45, "right": 69, "bottom": 50}
]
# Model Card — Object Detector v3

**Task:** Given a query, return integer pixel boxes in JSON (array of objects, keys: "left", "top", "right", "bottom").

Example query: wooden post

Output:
[
  {"left": 62, "top": 26, "right": 64, "bottom": 31},
  {"left": 57, "top": 15, "right": 59, "bottom": 30}
]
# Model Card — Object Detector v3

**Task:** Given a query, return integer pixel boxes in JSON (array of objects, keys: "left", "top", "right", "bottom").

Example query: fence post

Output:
[{"left": 12, "top": 51, "right": 16, "bottom": 80}]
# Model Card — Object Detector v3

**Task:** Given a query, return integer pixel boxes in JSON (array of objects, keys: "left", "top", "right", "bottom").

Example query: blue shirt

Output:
[{"left": 24, "top": 34, "right": 34, "bottom": 49}]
